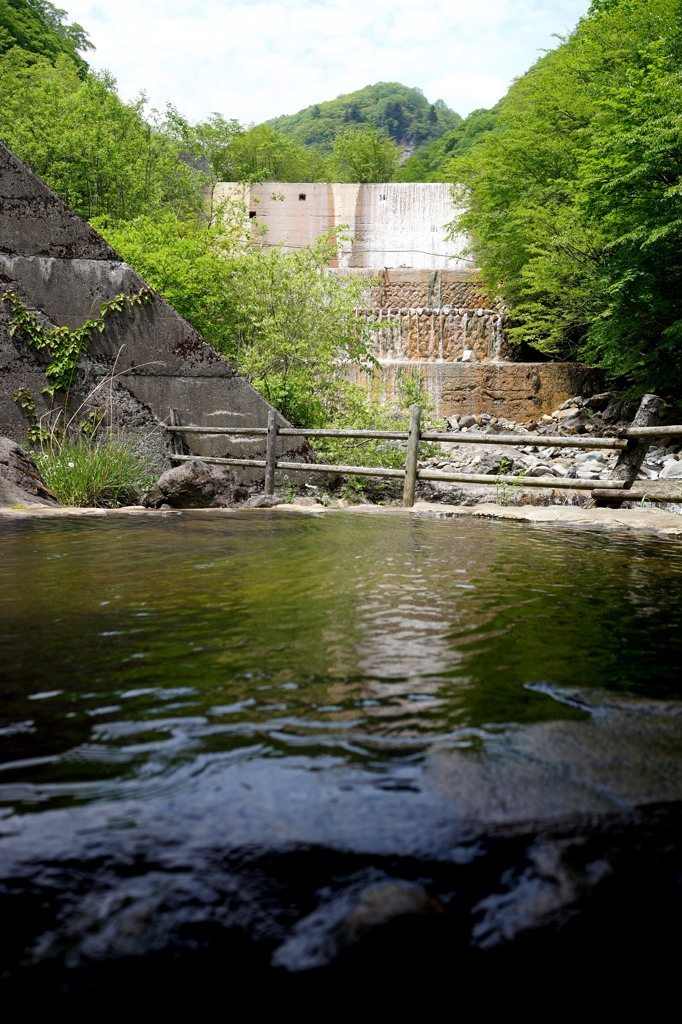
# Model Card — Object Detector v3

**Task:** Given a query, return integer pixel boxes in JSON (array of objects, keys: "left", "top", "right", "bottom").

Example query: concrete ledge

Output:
[{"left": 2, "top": 501, "right": 680, "bottom": 536}]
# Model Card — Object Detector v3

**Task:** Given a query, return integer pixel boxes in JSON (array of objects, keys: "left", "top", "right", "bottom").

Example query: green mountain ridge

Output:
[{"left": 264, "top": 81, "right": 462, "bottom": 154}]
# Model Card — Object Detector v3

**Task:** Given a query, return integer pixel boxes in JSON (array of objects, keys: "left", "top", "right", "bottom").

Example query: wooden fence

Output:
[{"left": 167, "top": 396, "right": 682, "bottom": 508}]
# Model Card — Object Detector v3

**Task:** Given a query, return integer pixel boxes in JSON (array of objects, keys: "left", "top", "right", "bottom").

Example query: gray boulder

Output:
[
  {"left": 143, "top": 459, "right": 237, "bottom": 508},
  {"left": 585, "top": 392, "right": 613, "bottom": 412},
  {"left": 660, "top": 459, "right": 682, "bottom": 480},
  {"left": 246, "top": 494, "right": 282, "bottom": 508},
  {"left": 0, "top": 436, "right": 59, "bottom": 506}
]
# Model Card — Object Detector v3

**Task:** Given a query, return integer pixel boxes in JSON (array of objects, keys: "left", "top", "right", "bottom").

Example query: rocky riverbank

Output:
[
  {"left": 425, "top": 392, "right": 682, "bottom": 496},
  {"left": 2, "top": 391, "right": 681, "bottom": 517}
]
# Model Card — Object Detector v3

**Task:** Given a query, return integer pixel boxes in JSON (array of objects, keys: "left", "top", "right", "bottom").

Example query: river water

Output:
[{"left": 1, "top": 510, "right": 681, "bottom": 817}]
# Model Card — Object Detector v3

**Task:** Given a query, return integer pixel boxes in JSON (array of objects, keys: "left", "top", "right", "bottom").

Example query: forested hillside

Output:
[
  {"left": 0, "top": 0, "right": 90, "bottom": 64},
  {"left": 397, "top": 105, "right": 500, "bottom": 182},
  {"left": 266, "top": 82, "right": 461, "bottom": 153},
  {"left": 450, "top": 0, "right": 682, "bottom": 400}
]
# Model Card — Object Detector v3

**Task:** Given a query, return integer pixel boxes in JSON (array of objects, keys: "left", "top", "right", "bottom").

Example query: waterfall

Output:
[{"left": 493, "top": 315, "right": 506, "bottom": 361}]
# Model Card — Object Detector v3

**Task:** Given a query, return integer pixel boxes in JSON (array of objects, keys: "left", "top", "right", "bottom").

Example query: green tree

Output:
[
  {"left": 0, "top": 51, "right": 205, "bottom": 220},
  {"left": 449, "top": 0, "right": 682, "bottom": 399},
  {"left": 224, "top": 232, "right": 375, "bottom": 422},
  {"left": 25, "top": 1, "right": 93, "bottom": 52},
  {"left": 331, "top": 125, "right": 400, "bottom": 183},
  {"left": 100, "top": 215, "right": 377, "bottom": 427},
  {"left": 397, "top": 105, "right": 499, "bottom": 181},
  {"left": 96, "top": 212, "right": 243, "bottom": 353},
  {"left": 0, "top": 0, "right": 90, "bottom": 64},
  {"left": 222, "top": 123, "right": 329, "bottom": 182}
]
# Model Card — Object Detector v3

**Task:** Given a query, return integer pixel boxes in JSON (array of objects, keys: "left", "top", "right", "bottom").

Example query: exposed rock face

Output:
[{"left": 0, "top": 435, "right": 58, "bottom": 506}]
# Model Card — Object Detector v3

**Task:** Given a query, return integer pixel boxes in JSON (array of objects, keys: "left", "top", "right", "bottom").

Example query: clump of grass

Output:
[{"left": 34, "top": 434, "right": 155, "bottom": 508}]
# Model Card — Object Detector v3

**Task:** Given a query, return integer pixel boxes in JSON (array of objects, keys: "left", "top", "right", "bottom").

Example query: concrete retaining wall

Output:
[
  {"left": 349, "top": 361, "right": 602, "bottom": 422},
  {"left": 0, "top": 142, "right": 309, "bottom": 478}
]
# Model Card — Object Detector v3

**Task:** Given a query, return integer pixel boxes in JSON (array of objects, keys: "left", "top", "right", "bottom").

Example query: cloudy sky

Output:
[{"left": 62, "top": 1, "right": 592, "bottom": 125}]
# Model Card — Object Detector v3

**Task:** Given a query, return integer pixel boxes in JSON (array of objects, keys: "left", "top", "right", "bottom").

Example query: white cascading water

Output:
[{"left": 345, "top": 183, "right": 469, "bottom": 270}]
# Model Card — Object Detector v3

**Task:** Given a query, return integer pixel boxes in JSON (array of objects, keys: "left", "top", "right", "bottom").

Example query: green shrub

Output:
[{"left": 34, "top": 434, "right": 155, "bottom": 508}]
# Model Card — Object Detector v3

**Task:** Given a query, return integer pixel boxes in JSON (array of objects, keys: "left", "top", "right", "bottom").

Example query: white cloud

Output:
[{"left": 61, "top": 1, "right": 591, "bottom": 123}]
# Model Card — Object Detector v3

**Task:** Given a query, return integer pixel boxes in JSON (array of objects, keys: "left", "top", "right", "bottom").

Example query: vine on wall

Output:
[{"left": 2, "top": 286, "right": 155, "bottom": 397}]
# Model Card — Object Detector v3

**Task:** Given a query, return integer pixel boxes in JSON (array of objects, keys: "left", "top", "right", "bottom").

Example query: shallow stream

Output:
[{"left": 1, "top": 510, "right": 681, "bottom": 817}]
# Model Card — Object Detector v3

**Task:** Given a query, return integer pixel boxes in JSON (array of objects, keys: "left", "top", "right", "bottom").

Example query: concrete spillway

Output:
[{"left": 213, "top": 182, "right": 470, "bottom": 270}]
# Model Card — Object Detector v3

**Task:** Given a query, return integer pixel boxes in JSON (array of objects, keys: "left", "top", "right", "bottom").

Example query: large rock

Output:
[
  {"left": 660, "top": 458, "right": 682, "bottom": 479},
  {"left": 0, "top": 435, "right": 58, "bottom": 506},
  {"left": 143, "top": 459, "right": 237, "bottom": 508}
]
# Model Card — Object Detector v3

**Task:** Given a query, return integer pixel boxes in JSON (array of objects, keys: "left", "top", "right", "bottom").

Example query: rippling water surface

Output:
[{"left": 1, "top": 510, "right": 681, "bottom": 813}]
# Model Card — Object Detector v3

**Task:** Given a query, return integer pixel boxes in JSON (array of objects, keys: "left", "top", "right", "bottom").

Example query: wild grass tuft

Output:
[{"left": 34, "top": 434, "right": 155, "bottom": 508}]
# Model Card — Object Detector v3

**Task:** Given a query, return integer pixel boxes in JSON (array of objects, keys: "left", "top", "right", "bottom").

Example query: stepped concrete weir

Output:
[{"left": 217, "top": 182, "right": 599, "bottom": 419}]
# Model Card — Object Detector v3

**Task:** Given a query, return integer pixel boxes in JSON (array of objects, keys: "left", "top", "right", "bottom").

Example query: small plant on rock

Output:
[{"left": 495, "top": 457, "right": 524, "bottom": 506}]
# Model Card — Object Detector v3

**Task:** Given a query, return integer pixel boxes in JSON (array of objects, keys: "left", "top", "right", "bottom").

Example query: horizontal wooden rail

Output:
[
  {"left": 168, "top": 454, "right": 628, "bottom": 491},
  {"left": 166, "top": 424, "right": 682, "bottom": 442},
  {"left": 167, "top": 396, "right": 680, "bottom": 508},
  {"left": 171, "top": 454, "right": 402, "bottom": 479},
  {"left": 166, "top": 424, "right": 628, "bottom": 449},
  {"left": 420, "top": 432, "right": 627, "bottom": 449},
  {"left": 416, "top": 470, "right": 627, "bottom": 491},
  {"left": 168, "top": 425, "right": 410, "bottom": 440},
  {"left": 621, "top": 425, "right": 682, "bottom": 438},
  {"left": 591, "top": 489, "right": 676, "bottom": 503}
]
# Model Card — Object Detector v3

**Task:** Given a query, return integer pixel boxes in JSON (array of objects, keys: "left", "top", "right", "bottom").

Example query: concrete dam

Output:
[{"left": 215, "top": 182, "right": 594, "bottom": 420}]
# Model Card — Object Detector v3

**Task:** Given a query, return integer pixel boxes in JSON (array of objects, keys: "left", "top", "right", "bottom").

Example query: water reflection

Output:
[{"left": 0, "top": 511, "right": 681, "bottom": 811}]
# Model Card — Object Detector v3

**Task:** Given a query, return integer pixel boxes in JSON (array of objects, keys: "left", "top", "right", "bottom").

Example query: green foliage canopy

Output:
[
  {"left": 331, "top": 125, "right": 401, "bottom": 183},
  {"left": 449, "top": 0, "right": 682, "bottom": 399},
  {"left": 100, "top": 215, "right": 377, "bottom": 427},
  {"left": 218, "top": 123, "right": 329, "bottom": 183},
  {"left": 0, "top": 49, "right": 206, "bottom": 220},
  {"left": 0, "top": 0, "right": 90, "bottom": 64},
  {"left": 397, "top": 106, "right": 500, "bottom": 182}
]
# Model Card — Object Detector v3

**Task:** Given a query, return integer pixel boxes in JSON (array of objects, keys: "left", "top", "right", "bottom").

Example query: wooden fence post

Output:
[
  {"left": 264, "top": 408, "right": 278, "bottom": 496},
  {"left": 169, "top": 408, "right": 187, "bottom": 458},
  {"left": 402, "top": 404, "right": 422, "bottom": 507},
  {"left": 596, "top": 393, "right": 664, "bottom": 506}
]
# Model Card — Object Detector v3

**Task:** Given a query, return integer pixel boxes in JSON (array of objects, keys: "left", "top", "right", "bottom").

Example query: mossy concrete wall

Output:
[{"left": 0, "top": 142, "right": 308, "bottom": 475}]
